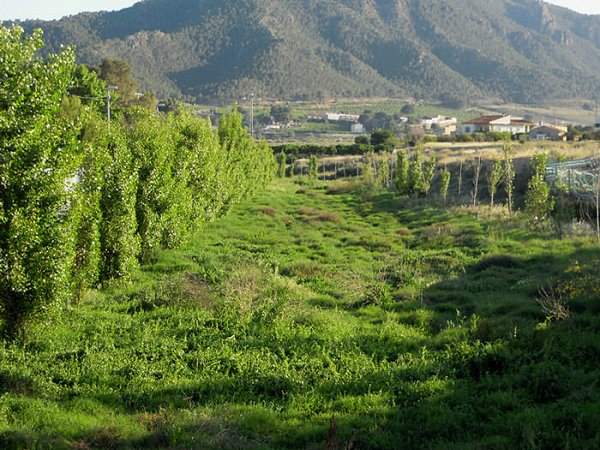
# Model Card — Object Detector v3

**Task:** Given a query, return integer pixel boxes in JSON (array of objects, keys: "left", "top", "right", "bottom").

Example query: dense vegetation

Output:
[
  {"left": 12, "top": 0, "right": 600, "bottom": 102},
  {"left": 1, "top": 177, "right": 600, "bottom": 449},
  {"left": 0, "top": 26, "right": 275, "bottom": 337}
]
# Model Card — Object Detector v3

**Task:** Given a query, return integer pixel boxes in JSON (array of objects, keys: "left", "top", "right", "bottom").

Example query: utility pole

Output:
[{"left": 106, "top": 85, "right": 118, "bottom": 131}]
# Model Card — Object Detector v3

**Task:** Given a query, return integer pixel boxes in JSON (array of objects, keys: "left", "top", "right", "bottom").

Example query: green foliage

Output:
[
  {"left": 370, "top": 129, "right": 396, "bottom": 151},
  {"left": 395, "top": 150, "right": 410, "bottom": 195},
  {"left": 408, "top": 145, "right": 425, "bottom": 196},
  {"left": 277, "top": 151, "right": 287, "bottom": 178},
  {"left": 525, "top": 153, "right": 554, "bottom": 230},
  {"left": 502, "top": 143, "right": 516, "bottom": 214},
  {"left": 422, "top": 157, "right": 437, "bottom": 197},
  {"left": 0, "top": 26, "right": 81, "bottom": 337},
  {"left": 2, "top": 180, "right": 599, "bottom": 449},
  {"left": 487, "top": 160, "right": 503, "bottom": 207},
  {"left": 309, "top": 155, "right": 318, "bottom": 180},
  {"left": 69, "top": 117, "right": 110, "bottom": 302},
  {"left": 377, "top": 155, "right": 391, "bottom": 188},
  {"left": 99, "top": 127, "right": 141, "bottom": 281},
  {"left": 99, "top": 58, "right": 137, "bottom": 104},
  {"left": 440, "top": 167, "right": 452, "bottom": 203},
  {"left": 271, "top": 105, "right": 292, "bottom": 123},
  {"left": 0, "top": 27, "right": 276, "bottom": 337}
]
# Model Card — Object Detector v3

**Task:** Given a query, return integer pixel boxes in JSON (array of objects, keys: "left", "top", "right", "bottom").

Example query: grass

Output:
[{"left": 1, "top": 179, "right": 600, "bottom": 449}]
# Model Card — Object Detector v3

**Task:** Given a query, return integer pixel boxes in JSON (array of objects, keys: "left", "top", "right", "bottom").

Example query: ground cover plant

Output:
[{"left": 1, "top": 178, "right": 600, "bottom": 449}]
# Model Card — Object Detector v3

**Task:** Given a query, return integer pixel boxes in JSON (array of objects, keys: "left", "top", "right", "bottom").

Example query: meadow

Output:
[{"left": 1, "top": 179, "right": 600, "bottom": 450}]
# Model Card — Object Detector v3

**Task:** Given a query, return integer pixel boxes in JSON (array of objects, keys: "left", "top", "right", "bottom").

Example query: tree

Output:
[
  {"left": 0, "top": 26, "right": 82, "bottom": 337},
  {"left": 395, "top": 149, "right": 409, "bottom": 195},
  {"left": 502, "top": 142, "right": 516, "bottom": 215},
  {"left": 440, "top": 167, "right": 451, "bottom": 204},
  {"left": 362, "top": 152, "right": 376, "bottom": 187},
  {"left": 70, "top": 116, "right": 110, "bottom": 303},
  {"left": 377, "top": 154, "right": 391, "bottom": 188},
  {"left": 401, "top": 104, "right": 415, "bottom": 115},
  {"left": 471, "top": 153, "right": 482, "bottom": 206},
  {"left": 271, "top": 105, "right": 292, "bottom": 123},
  {"left": 99, "top": 58, "right": 137, "bottom": 104},
  {"left": 309, "top": 155, "right": 318, "bottom": 180},
  {"left": 370, "top": 129, "right": 396, "bottom": 150},
  {"left": 355, "top": 136, "right": 370, "bottom": 145},
  {"left": 408, "top": 144, "right": 424, "bottom": 196},
  {"left": 422, "top": 157, "right": 437, "bottom": 197},
  {"left": 524, "top": 153, "right": 554, "bottom": 230},
  {"left": 277, "top": 150, "right": 287, "bottom": 178},
  {"left": 487, "top": 160, "right": 503, "bottom": 207},
  {"left": 100, "top": 127, "right": 141, "bottom": 281}
]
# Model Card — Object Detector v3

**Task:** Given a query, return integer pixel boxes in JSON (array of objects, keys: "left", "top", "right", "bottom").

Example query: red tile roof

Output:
[{"left": 463, "top": 115, "right": 504, "bottom": 125}]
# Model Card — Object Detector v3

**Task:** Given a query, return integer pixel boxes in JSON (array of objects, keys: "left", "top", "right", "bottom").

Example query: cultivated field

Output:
[{"left": 2, "top": 179, "right": 600, "bottom": 449}]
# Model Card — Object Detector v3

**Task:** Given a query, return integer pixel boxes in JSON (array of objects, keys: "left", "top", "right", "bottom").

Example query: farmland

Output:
[{"left": 2, "top": 179, "right": 600, "bottom": 449}]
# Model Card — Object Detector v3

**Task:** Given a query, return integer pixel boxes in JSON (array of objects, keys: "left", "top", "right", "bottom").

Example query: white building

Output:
[
  {"left": 461, "top": 115, "right": 533, "bottom": 135},
  {"left": 351, "top": 123, "right": 365, "bottom": 134}
]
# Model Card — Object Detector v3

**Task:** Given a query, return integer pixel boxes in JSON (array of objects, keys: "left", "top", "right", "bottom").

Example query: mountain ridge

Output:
[{"left": 9, "top": 0, "right": 600, "bottom": 103}]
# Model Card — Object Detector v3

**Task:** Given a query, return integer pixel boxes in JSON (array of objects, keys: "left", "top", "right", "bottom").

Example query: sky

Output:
[{"left": 1, "top": 0, "right": 600, "bottom": 21}]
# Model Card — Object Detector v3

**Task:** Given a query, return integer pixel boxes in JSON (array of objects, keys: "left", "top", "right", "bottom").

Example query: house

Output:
[
  {"left": 350, "top": 123, "right": 365, "bottom": 134},
  {"left": 419, "top": 115, "right": 458, "bottom": 136},
  {"left": 529, "top": 125, "right": 567, "bottom": 141},
  {"left": 461, "top": 115, "right": 533, "bottom": 135},
  {"left": 324, "top": 112, "right": 361, "bottom": 123}
]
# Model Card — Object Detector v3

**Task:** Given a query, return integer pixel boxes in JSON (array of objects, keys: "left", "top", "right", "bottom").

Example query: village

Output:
[{"left": 252, "top": 101, "right": 592, "bottom": 145}]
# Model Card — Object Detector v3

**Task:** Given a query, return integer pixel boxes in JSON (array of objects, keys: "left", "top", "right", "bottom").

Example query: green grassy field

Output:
[{"left": 2, "top": 179, "right": 600, "bottom": 449}]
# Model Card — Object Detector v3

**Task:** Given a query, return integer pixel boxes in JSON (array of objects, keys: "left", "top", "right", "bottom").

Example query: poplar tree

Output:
[
  {"left": 0, "top": 26, "right": 82, "bottom": 336},
  {"left": 525, "top": 153, "right": 553, "bottom": 229},
  {"left": 395, "top": 149, "right": 409, "bottom": 195}
]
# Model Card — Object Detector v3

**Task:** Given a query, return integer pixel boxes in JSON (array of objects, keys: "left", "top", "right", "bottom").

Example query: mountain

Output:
[{"left": 10, "top": 0, "right": 600, "bottom": 103}]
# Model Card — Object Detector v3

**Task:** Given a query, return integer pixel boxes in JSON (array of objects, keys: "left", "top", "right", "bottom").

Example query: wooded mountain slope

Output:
[{"left": 13, "top": 0, "right": 600, "bottom": 102}]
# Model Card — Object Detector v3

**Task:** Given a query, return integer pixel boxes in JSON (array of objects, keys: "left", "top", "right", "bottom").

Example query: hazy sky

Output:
[{"left": 1, "top": 0, "right": 600, "bottom": 21}]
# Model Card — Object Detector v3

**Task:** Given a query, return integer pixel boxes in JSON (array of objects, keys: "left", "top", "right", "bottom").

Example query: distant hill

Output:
[{"left": 10, "top": 0, "right": 600, "bottom": 103}]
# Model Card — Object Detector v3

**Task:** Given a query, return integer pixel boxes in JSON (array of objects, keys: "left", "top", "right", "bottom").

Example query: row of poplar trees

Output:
[{"left": 0, "top": 27, "right": 275, "bottom": 337}]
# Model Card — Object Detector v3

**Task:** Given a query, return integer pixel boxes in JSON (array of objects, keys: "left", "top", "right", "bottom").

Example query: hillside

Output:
[{"left": 12, "top": 0, "right": 600, "bottom": 103}]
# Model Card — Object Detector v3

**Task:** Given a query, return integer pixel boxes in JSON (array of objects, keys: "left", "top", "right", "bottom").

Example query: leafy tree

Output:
[
  {"left": 271, "top": 105, "right": 292, "bottom": 123},
  {"left": 100, "top": 127, "right": 140, "bottom": 281},
  {"left": 440, "top": 167, "right": 451, "bottom": 204},
  {"left": 0, "top": 26, "right": 82, "bottom": 337},
  {"left": 487, "top": 160, "right": 503, "bottom": 207},
  {"left": 422, "top": 157, "right": 437, "bottom": 197},
  {"left": 408, "top": 144, "right": 424, "bottom": 196},
  {"left": 277, "top": 150, "right": 287, "bottom": 178},
  {"left": 309, "top": 155, "right": 318, "bottom": 180},
  {"left": 395, "top": 150, "right": 409, "bottom": 195},
  {"left": 362, "top": 152, "right": 376, "bottom": 187},
  {"left": 370, "top": 129, "right": 396, "bottom": 150},
  {"left": 502, "top": 143, "right": 516, "bottom": 214},
  {"left": 377, "top": 154, "right": 390, "bottom": 188},
  {"left": 525, "top": 153, "right": 554, "bottom": 229},
  {"left": 69, "top": 116, "right": 110, "bottom": 302},
  {"left": 355, "top": 136, "right": 370, "bottom": 145}
]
